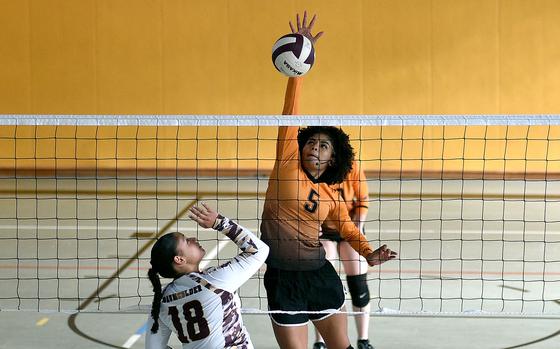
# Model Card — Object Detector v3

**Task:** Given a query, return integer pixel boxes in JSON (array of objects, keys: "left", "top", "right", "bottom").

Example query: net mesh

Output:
[{"left": 1, "top": 115, "right": 560, "bottom": 317}]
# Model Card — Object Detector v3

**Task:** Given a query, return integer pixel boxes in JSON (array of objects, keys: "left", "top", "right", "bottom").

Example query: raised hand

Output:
[
  {"left": 289, "top": 11, "right": 324, "bottom": 45},
  {"left": 188, "top": 203, "right": 219, "bottom": 229},
  {"left": 366, "top": 245, "right": 397, "bottom": 267}
]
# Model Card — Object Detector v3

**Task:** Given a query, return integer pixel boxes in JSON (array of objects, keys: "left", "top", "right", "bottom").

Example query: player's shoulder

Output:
[
  {"left": 201, "top": 266, "right": 217, "bottom": 275},
  {"left": 319, "top": 182, "right": 341, "bottom": 198}
]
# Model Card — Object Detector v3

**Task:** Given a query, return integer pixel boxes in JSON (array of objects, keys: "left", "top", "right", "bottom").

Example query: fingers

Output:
[
  {"left": 290, "top": 12, "right": 322, "bottom": 44},
  {"left": 189, "top": 215, "right": 202, "bottom": 225},
  {"left": 382, "top": 252, "right": 397, "bottom": 261},
  {"left": 313, "top": 31, "right": 324, "bottom": 42},
  {"left": 380, "top": 247, "right": 397, "bottom": 261},
  {"left": 188, "top": 210, "right": 203, "bottom": 224},
  {"left": 308, "top": 14, "right": 316, "bottom": 30},
  {"left": 201, "top": 202, "right": 212, "bottom": 213},
  {"left": 189, "top": 204, "right": 210, "bottom": 224},
  {"left": 367, "top": 245, "right": 398, "bottom": 266},
  {"left": 188, "top": 207, "right": 202, "bottom": 222},
  {"left": 380, "top": 244, "right": 397, "bottom": 256},
  {"left": 189, "top": 203, "right": 218, "bottom": 229},
  {"left": 189, "top": 206, "right": 201, "bottom": 217},
  {"left": 189, "top": 205, "right": 206, "bottom": 217}
]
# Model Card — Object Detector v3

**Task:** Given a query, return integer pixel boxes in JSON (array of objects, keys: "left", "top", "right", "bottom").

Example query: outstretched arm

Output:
[
  {"left": 277, "top": 12, "right": 324, "bottom": 160},
  {"left": 189, "top": 204, "right": 269, "bottom": 293},
  {"left": 282, "top": 77, "right": 303, "bottom": 115},
  {"left": 282, "top": 11, "right": 323, "bottom": 116}
]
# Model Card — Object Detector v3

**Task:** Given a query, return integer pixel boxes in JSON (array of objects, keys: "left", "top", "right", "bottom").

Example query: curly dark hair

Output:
[{"left": 297, "top": 126, "right": 355, "bottom": 185}]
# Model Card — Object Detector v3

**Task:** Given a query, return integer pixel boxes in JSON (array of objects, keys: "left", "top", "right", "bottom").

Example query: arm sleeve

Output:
[
  {"left": 330, "top": 200, "right": 373, "bottom": 258},
  {"left": 201, "top": 215, "right": 269, "bottom": 293},
  {"left": 276, "top": 77, "right": 303, "bottom": 163},
  {"left": 145, "top": 316, "right": 172, "bottom": 349}
]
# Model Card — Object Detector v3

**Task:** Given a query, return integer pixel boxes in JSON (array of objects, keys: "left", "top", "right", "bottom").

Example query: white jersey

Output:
[{"left": 145, "top": 216, "right": 269, "bottom": 349}]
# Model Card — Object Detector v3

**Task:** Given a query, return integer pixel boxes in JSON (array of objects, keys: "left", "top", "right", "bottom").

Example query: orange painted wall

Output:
[{"left": 2, "top": 1, "right": 560, "bottom": 177}]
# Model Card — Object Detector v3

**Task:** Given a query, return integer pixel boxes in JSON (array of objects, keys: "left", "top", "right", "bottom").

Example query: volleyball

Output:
[{"left": 272, "top": 33, "right": 315, "bottom": 77}]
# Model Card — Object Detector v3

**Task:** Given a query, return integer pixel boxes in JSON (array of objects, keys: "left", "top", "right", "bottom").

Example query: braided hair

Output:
[
  {"left": 148, "top": 232, "right": 182, "bottom": 333},
  {"left": 297, "top": 126, "right": 355, "bottom": 185}
]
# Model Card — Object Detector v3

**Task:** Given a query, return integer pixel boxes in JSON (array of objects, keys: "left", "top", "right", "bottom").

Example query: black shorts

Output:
[{"left": 264, "top": 261, "right": 345, "bottom": 326}]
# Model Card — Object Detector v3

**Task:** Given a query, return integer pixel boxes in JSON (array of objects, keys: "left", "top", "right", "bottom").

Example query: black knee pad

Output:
[{"left": 346, "top": 273, "right": 370, "bottom": 308}]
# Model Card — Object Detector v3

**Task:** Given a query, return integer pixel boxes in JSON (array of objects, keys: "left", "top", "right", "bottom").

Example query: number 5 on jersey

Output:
[{"left": 304, "top": 189, "right": 319, "bottom": 213}]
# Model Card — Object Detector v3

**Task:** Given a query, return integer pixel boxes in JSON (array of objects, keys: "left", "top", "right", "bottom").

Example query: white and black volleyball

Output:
[{"left": 272, "top": 33, "right": 315, "bottom": 77}]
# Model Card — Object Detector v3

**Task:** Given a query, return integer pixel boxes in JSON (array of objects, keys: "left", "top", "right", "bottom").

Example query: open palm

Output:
[{"left": 289, "top": 11, "right": 324, "bottom": 45}]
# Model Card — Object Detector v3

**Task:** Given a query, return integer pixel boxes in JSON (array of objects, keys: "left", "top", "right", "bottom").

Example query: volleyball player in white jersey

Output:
[{"left": 145, "top": 203, "right": 269, "bottom": 349}]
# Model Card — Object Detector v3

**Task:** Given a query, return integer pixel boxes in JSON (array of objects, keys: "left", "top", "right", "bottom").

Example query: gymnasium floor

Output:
[{"left": 1, "top": 177, "right": 560, "bottom": 348}]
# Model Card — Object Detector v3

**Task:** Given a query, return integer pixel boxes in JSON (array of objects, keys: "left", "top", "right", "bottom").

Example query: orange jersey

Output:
[
  {"left": 322, "top": 160, "right": 369, "bottom": 234},
  {"left": 260, "top": 78, "right": 373, "bottom": 270}
]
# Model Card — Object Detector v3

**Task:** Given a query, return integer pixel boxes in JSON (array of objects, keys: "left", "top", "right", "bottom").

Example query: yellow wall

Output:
[{"left": 2, "top": 1, "right": 560, "bottom": 178}]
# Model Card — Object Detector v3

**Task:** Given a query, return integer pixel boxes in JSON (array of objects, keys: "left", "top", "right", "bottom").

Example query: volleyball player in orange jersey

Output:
[
  {"left": 314, "top": 161, "right": 375, "bottom": 349},
  {"left": 260, "top": 12, "right": 396, "bottom": 349}
]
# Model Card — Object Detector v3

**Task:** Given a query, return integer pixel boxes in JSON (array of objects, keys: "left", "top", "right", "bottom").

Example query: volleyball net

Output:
[{"left": 1, "top": 115, "right": 560, "bottom": 317}]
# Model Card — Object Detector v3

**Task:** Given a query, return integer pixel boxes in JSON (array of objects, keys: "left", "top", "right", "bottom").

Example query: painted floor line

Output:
[
  {"left": 122, "top": 321, "right": 147, "bottom": 348},
  {"left": 36, "top": 317, "right": 49, "bottom": 326}
]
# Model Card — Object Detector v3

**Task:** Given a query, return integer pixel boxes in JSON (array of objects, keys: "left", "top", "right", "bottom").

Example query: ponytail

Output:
[
  {"left": 148, "top": 232, "right": 182, "bottom": 333},
  {"left": 148, "top": 268, "right": 163, "bottom": 333}
]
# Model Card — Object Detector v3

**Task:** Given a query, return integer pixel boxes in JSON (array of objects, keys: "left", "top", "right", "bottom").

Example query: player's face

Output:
[
  {"left": 176, "top": 235, "right": 206, "bottom": 264},
  {"left": 301, "top": 132, "right": 334, "bottom": 177}
]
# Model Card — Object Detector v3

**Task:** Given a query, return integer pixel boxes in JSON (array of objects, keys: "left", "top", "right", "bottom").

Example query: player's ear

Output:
[{"left": 173, "top": 255, "right": 186, "bottom": 265}]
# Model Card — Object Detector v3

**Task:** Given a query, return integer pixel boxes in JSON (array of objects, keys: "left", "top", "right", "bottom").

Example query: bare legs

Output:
[
  {"left": 314, "top": 240, "right": 371, "bottom": 344},
  {"left": 271, "top": 322, "right": 308, "bottom": 349},
  {"left": 272, "top": 311, "right": 351, "bottom": 349}
]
